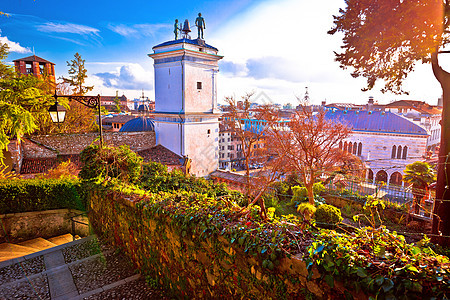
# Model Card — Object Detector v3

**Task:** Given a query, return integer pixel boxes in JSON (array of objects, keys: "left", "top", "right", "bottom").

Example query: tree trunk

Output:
[
  {"left": 431, "top": 51, "right": 450, "bottom": 246},
  {"left": 306, "top": 181, "right": 315, "bottom": 205}
]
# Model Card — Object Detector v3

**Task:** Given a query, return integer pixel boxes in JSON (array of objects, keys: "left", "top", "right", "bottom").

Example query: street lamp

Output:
[
  {"left": 48, "top": 101, "right": 67, "bottom": 123},
  {"left": 49, "top": 91, "right": 103, "bottom": 147}
]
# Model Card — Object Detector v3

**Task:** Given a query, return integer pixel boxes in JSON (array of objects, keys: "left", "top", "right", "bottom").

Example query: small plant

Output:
[
  {"left": 79, "top": 145, "right": 143, "bottom": 184},
  {"left": 353, "top": 196, "right": 384, "bottom": 228},
  {"left": 37, "top": 160, "right": 78, "bottom": 180},
  {"left": 297, "top": 202, "right": 316, "bottom": 221},
  {"left": 314, "top": 204, "right": 343, "bottom": 225},
  {"left": 291, "top": 185, "right": 308, "bottom": 205}
]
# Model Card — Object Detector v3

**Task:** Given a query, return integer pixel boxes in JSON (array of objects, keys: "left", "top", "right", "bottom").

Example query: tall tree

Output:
[
  {"left": 61, "top": 52, "right": 93, "bottom": 96},
  {"left": 403, "top": 161, "right": 436, "bottom": 215},
  {"left": 329, "top": 0, "right": 450, "bottom": 243},
  {"left": 223, "top": 92, "right": 270, "bottom": 202}
]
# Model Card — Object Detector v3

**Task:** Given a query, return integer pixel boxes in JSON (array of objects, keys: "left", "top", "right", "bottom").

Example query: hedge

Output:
[{"left": 0, "top": 178, "right": 86, "bottom": 214}]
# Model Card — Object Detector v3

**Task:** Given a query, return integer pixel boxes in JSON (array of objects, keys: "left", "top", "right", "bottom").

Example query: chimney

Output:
[
  {"left": 368, "top": 96, "right": 374, "bottom": 111},
  {"left": 438, "top": 96, "right": 443, "bottom": 107}
]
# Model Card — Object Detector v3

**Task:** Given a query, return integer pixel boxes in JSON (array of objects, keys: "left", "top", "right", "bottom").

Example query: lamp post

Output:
[{"left": 49, "top": 91, "right": 103, "bottom": 147}]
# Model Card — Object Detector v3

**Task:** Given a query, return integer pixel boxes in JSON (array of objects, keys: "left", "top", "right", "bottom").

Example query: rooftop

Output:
[
  {"left": 119, "top": 117, "right": 155, "bottom": 132},
  {"left": 138, "top": 145, "right": 184, "bottom": 166},
  {"left": 152, "top": 38, "right": 218, "bottom": 51},
  {"left": 13, "top": 55, "right": 55, "bottom": 65},
  {"left": 324, "top": 109, "right": 428, "bottom": 136}
]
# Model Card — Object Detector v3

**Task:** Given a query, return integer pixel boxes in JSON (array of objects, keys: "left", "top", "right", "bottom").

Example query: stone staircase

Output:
[
  {"left": 0, "top": 233, "right": 77, "bottom": 263},
  {"left": 0, "top": 235, "right": 166, "bottom": 299}
]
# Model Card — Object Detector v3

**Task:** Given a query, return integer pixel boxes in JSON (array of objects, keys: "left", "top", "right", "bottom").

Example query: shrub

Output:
[
  {"left": 37, "top": 160, "right": 79, "bottom": 180},
  {"left": 315, "top": 204, "right": 343, "bottom": 225},
  {"left": 297, "top": 202, "right": 316, "bottom": 221},
  {"left": 313, "top": 182, "right": 326, "bottom": 195},
  {"left": 291, "top": 185, "right": 308, "bottom": 204},
  {"left": 0, "top": 178, "right": 85, "bottom": 214},
  {"left": 79, "top": 145, "right": 142, "bottom": 184}
]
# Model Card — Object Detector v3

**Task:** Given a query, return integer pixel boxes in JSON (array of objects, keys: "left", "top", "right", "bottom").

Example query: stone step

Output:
[
  {"left": 18, "top": 237, "right": 58, "bottom": 251},
  {"left": 48, "top": 233, "right": 74, "bottom": 245},
  {"left": 0, "top": 243, "right": 36, "bottom": 262}
]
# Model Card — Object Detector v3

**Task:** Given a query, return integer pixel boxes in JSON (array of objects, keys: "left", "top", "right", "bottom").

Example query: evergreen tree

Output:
[
  {"left": 113, "top": 91, "right": 122, "bottom": 113},
  {"left": 61, "top": 52, "right": 93, "bottom": 96}
]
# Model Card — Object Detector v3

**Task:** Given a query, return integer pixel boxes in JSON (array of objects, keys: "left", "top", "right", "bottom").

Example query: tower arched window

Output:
[
  {"left": 339, "top": 141, "right": 343, "bottom": 150},
  {"left": 353, "top": 142, "right": 357, "bottom": 154},
  {"left": 348, "top": 142, "right": 353, "bottom": 154},
  {"left": 344, "top": 142, "right": 348, "bottom": 152},
  {"left": 397, "top": 145, "right": 402, "bottom": 159},
  {"left": 402, "top": 146, "right": 408, "bottom": 159},
  {"left": 391, "top": 145, "right": 396, "bottom": 159},
  {"left": 357, "top": 142, "right": 362, "bottom": 156}
]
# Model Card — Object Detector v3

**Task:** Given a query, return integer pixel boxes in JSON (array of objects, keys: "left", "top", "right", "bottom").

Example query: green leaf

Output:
[
  {"left": 374, "top": 275, "right": 384, "bottom": 286},
  {"left": 382, "top": 279, "right": 394, "bottom": 292},
  {"left": 407, "top": 265, "right": 419, "bottom": 273},
  {"left": 411, "top": 246, "right": 421, "bottom": 255},
  {"left": 324, "top": 274, "right": 334, "bottom": 288},
  {"left": 356, "top": 267, "right": 367, "bottom": 278}
]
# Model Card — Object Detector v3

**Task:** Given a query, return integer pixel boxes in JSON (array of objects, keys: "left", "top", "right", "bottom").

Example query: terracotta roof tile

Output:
[
  {"left": 13, "top": 55, "right": 55, "bottom": 64},
  {"left": 138, "top": 145, "right": 184, "bottom": 166},
  {"left": 20, "top": 158, "right": 57, "bottom": 174}
]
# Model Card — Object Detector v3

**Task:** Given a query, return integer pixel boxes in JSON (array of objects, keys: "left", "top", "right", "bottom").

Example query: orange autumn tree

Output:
[{"left": 265, "top": 104, "right": 354, "bottom": 205}]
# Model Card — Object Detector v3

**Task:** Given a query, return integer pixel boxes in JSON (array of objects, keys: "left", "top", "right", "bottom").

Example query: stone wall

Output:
[
  {"left": 88, "top": 190, "right": 366, "bottom": 299},
  {"left": 0, "top": 209, "right": 89, "bottom": 243}
]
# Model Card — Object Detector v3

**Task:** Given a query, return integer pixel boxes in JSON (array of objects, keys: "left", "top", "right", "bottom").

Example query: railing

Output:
[
  {"left": 325, "top": 179, "right": 434, "bottom": 220},
  {"left": 70, "top": 211, "right": 90, "bottom": 240}
]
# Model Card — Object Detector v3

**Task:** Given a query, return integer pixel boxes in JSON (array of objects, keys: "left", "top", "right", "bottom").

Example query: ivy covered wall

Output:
[{"left": 88, "top": 189, "right": 365, "bottom": 299}]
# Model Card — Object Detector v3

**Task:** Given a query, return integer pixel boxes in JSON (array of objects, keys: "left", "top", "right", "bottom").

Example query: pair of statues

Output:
[{"left": 174, "top": 13, "right": 205, "bottom": 40}]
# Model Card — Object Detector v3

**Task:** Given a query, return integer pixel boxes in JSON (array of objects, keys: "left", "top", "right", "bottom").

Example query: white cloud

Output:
[
  {"left": 210, "top": 0, "right": 443, "bottom": 105},
  {"left": 108, "top": 24, "right": 138, "bottom": 37},
  {"left": 94, "top": 63, "right": 153, "bottom": 91},
  {"left": 0, "top": 35, "right": 31, "bottom": 53},
  {"left": 108, "top": 23, "right": 170, "bottom": 38},
  {"left": 37, "top": 22, "right": 99, "bottom": 36}
]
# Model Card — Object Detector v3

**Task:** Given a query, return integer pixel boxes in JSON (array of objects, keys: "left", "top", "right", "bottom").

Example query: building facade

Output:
[{"left": 326, "top": 110, "right": 429, "bottom": 187}]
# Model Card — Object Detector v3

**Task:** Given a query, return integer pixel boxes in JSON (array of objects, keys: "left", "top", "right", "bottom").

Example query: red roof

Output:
[
  {"left": 20, "top": 158, "right": 57, "bottom": 174},
  {"left": 13, "top": 55, "right": 55, "bottom": 64},
  {"left": 138, "top": 145, "right": 184, "bottom": 166}
]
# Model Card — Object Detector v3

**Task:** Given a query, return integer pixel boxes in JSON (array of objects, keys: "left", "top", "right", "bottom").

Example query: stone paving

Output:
[{"left": 0, "top": 236, "right": 167, "bottom": 299}]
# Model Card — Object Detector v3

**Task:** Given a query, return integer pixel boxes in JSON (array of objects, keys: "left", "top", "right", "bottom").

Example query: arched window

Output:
[
  {"left": 397, "top": 145, "right": 402, "bottom": 159},
  {"left": 344, "top": 142, "right": 348, "bottom": 152},
  {"left": 368, "top": 169, "right": 374, "bottom": 181},
  {"left": 353, "top": 142, "right": 357, "bottom": 155},
  {"left": 375, "top": 170, "right": 388, "bottom": 183},
  {"left": 348, "top": 142, "right": 353, "bottom": 154},
  {"left": 357, "top": 142, "right": 362, "bottom": 156},
  {"left": 391, "top": 145, "right": 396, "bottom": 159},
  {"left": 402, "top": 146, "right": 408, "bottom": 159},
  {"left": 339, "top": 141, "right": 343, "bottom": 150},
  {"left": 389, "top": 172, "right": 403, "bottom": 186}
]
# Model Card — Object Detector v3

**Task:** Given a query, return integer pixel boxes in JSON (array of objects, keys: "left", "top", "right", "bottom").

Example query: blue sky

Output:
[{"left": 1, "top": 0, "right": 446, "bottom": 105}]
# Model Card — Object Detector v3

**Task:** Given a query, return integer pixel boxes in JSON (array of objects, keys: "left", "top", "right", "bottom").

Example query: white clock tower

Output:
[{"left": 148, "top": 37, "right": 222, "bottom": 177}]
